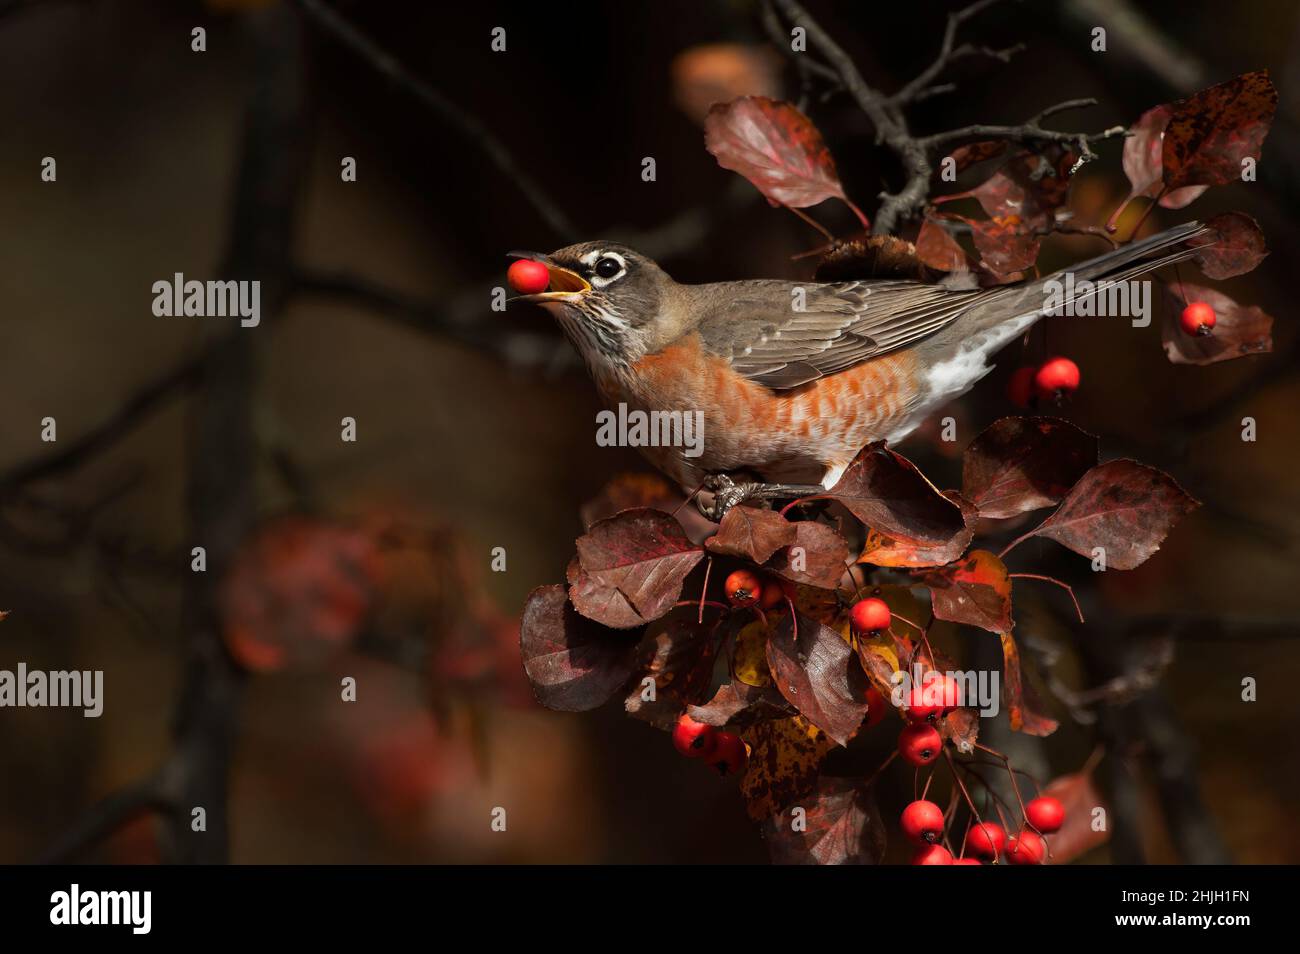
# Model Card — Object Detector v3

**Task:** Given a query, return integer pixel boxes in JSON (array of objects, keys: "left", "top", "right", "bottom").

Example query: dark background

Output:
[{"left": 0, "top": 0, "right": 1296, "bottom": 863}]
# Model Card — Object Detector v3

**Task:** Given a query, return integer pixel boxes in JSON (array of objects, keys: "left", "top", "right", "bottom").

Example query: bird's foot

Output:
[
  {"left": 700, "top": 474, "right": 751, "bottom": 522},
  {"left": 698, "top": 475, "right": 826, "bottom": 522}
]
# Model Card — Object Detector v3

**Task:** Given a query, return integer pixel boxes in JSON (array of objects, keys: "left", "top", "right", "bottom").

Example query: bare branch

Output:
[
  {"left": 892, "top": 0, "right": 1020, "bottom": 105},
  {"left": 768, "top": 0, "right": 1126, "bottom": 234},
  {"left": 291, "top": 0, "right": 580, "bottom": 241}
]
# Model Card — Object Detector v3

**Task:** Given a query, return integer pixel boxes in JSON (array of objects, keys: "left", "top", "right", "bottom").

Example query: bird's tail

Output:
[{"left": 959, "top": 220, "right": 1210, "bottom": 333}]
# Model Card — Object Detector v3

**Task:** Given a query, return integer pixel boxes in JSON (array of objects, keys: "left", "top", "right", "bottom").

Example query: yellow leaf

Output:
[
  {"left": 733, "top": 621, "right": 772, "bottom": 687},
  {"left": 740, "top": 715, "right": 834, "bottom": 822}
]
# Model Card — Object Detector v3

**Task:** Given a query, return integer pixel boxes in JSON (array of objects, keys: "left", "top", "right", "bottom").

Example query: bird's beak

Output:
[{"left": 506, "top": 250, "right": 591, "bottom": 303}]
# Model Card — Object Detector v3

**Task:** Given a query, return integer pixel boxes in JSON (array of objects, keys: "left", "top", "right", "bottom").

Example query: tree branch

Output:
[
  {"left": 291, "top": 0, "right": 580, "bottom": 242},
  {"left": 769, "top": 0, "right": 1125, "bottom": 234}
]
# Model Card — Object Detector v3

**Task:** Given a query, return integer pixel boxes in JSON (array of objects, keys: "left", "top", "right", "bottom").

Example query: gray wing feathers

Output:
[
  {"left": 694, "top": 221, "right": 1208, "bottom": 391},
  {"left": 699, "top": 279, "right": 980, "bottom": 389}
]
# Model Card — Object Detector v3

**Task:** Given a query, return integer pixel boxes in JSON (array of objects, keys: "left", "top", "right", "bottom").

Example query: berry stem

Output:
[
  {"left": 1126, "top": 186, "right": 1166, "bottom": 243},
  {"left": 1009, "top": 572, "right": 1086, "bottom": 623},
  {"left": 997, "top": 529, "right": 1036, "bottom": 560},
  {"left": 698, "top": 556, "right": 714, "bottom": 625},
  {"left": 779, "top": 494, "right": 824, "bottom": 517},
  {"left": 842, "top": 197, "right": 872, "bottom": 231},
  {"left": 786, "top": 205, "right": 835, "bottom": 241},
  {"left": 946, "top": 749, "right": 987, "bottom": 830},
  {"left": 862, "top": 749, "right": 898, "bottom": 791}
]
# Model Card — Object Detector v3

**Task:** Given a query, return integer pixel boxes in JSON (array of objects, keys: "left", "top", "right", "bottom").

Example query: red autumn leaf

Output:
[
  {"left": 705, "top": 505, "right": 797, "bottom": 563},
  {"left": 1117, "top": 105, "right": 1209, "bottom": 217},
  {"left": 966, "top": 148, "right": 1075, "bottom": 229},
  {"left": 763, "top": 777, "right": 886, "bottom": 865},
  {"left": 1042, "top": 769, "right": 1109, "bottom": 864},
  {"left": 1160, "top": 281, "right": 1273, "bottom": 365},
  {"left": 767, "top": 611, "right": 870, "bottom": 746},
  {"left": 1023, "top": 460, "right": 1199, "bottom": 570},
  {"left": 1162, "top": 70, "right": 1277, "bottom": 191},
  {"left": 970, "top": 214, "right": 1040, "bottom": 277},
  {"left": 861, "top": 490, "right": 976, "bottom": 568},
  {"left": 962, "top": 416, "right": 1099, "bottom": 519},
  {"left": 824, "top": 443, "right": 971, "bottom": 569},
  {"left": 999, "top": 633, "right": 1058, "bottom": 736},
  {"left": 1187, "top": 211, "right": 1269, "bottom": 279},
  {"left": 624, "top": 618, "right": 717, "bottom": 729},
  {"left": 569, "top": 508, "right": 705, "bottom": 628},
  {"left": 922, "top": 549, "right": 1013, "bottom": 634},
  {"left": 520, "top": 585, "right": 640, "bottom": 712},
  {"left": 704, "top": 96, "right": 849, "bottom": 209},
  {"left": 915, "top": 216, "right": 970, "bottom": 273},
  {"left": 946, "top": 140, "right": 1008, "bottom": 174},
  {"left": 687, "top": 678, "right": 795, "bottom": 729},
  {"left": 937, "top": 706, "right": 980, "bottom": 754},
  {"left": 768, "top": 520, "right": 851, "bottom": 589},
  {"left": 579, "top": 472, "right": 715, "bottom": 544}
]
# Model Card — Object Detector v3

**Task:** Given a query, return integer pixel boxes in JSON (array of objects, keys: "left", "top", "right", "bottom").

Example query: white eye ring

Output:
[{"left": 583, "top": 250, "right": 627, "bottom": 286}]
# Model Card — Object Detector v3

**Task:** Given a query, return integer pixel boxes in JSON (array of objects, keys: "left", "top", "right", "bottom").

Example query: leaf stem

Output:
[{"left": 1009, "top": 572, "right": 1086, "bottom": 623}]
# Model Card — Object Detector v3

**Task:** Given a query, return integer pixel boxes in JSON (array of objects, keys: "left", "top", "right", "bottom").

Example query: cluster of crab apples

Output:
[
  {"left": 906, "top": 794, "right": 1065, "bottom": 865},
  {"left": 672, "top": 713, "right": 748, "bottom": 776},
  {"left": 674, "top": 578, "right": 1070, "bottom": 863}
]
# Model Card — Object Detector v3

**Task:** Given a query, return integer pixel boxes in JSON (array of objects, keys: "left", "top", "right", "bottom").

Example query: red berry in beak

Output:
[{"left": 507, "top": 259, "right": 550, "bottom": 295}]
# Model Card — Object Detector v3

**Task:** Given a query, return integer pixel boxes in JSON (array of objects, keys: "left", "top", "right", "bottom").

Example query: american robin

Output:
[{"left": 509, "top": 221, "right": 1205, "bottom": 515}]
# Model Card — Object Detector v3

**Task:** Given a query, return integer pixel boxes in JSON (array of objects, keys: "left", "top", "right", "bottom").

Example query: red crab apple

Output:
[
  {"left": 1180, "top": 301, "right": 1216, "bottom": 336},
  {"left": 901, "top": 799, "right": 945, "bottom": 845},
  {"left": 898, "top": 722, "right": 942, "bottom": 766},
  {"left": 671, "top": 713, "right": 716, "bottom": 758},
  {"left": 724, "top": 569, "right": 763, "bottom": 607},
  {"left": 912, "top": 844, "right": 953, "bottom": 865},
  {"left": 1006, "top": 830, "right": 1046, "bottom": 865},
  {"left": 965, "top": 821, "right": 1007, "bottom": 859},
  {"left": 1034, "top": 356, "right": 1080, "bottom": 400},
  {"left": 863, "top": 686, "right": 889, "bottom": 728},
  {"left": 849, "top": 597, "right": 891, "bottom": 635},
  {"left": 1007, "top": 366, "right": 1037, "bottom": 407},
  {"left": 706, "top": 732, "right": 747, "bottom": 776},
  {"left": 1025, "top": 796, "right": 1065, "bottom": 833},
  {"left": 507, "top": 259, "right": 550, "bottom": 295}
]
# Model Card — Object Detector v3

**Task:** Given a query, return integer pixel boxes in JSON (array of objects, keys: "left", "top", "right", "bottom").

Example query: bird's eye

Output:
[{"left": 594, "top": 256, "right": 623, "bottom": 279}]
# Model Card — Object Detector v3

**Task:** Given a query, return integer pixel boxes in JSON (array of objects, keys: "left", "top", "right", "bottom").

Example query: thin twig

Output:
[{"left": 291, "top": 0, "right": 580, "bottom": 241}]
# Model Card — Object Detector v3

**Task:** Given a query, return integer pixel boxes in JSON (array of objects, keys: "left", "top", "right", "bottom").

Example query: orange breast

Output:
[{"left": 602, "top": 334, "right": 922, "bottom": 486}]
